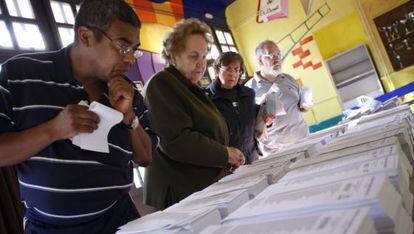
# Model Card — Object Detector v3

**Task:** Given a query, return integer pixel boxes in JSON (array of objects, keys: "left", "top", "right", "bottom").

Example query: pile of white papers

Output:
[{"left": 202, "top": 207, "right": 375, "bottom": 234}]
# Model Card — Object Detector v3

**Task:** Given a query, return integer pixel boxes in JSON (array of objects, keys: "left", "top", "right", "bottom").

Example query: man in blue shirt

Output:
[{"left": 0, "top": 0, "right": 157, "bottom": 233}]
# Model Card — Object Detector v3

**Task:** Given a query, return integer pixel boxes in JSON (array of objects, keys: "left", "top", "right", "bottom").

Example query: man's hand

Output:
[
  {"left": 263, "top": 110, "right": 276, "bottom": 125},
  {"left": 108, "top": 78, "right": 135, "bottom": 124},
  {"left": 50, "top": 104, "right": 100, "bottom": 140}
]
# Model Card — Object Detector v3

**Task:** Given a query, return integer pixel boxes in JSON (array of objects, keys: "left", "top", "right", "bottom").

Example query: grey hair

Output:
[
  {"left": 162, "top": 18, "right": 212, "bottom": 65},
  {"left": 255, "top": 40, "right": 277, "bottom": 58},
  {"left": 74, "top": 0, "right": 141, "bottom": 42}
]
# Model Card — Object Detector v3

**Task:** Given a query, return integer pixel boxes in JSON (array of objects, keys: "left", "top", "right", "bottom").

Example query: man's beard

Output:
[{"left": 270, "top": 65, "right": 282, "bottom": 76}]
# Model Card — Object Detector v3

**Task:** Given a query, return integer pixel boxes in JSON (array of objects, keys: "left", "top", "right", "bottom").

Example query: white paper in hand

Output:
[
  {"left": 299, "top": 86, "right": 313, "bottom": 109},
  {"left": 264, "top": 84, "right": 286, "bottom": 116},
  {"left": 72, "top": 101, "right": 123, "bottom": 153}
]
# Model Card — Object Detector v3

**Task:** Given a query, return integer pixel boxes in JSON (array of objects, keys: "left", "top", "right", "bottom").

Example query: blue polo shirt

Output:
[{"left": 0, "top": 46, "right": 158, "bottom": 231}]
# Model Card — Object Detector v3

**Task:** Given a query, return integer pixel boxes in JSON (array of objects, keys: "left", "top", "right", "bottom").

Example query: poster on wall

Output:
[{"left": 256, "top": 0, "right": 289, "bottom": 23}]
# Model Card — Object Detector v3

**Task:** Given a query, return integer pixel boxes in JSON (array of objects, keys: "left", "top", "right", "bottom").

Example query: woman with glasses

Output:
[
  {"left": 206, "top": 52, "right": 259, "bottom": 164},
  {"left": 143, "top": 19, "right": 245, "bottom": 210}
]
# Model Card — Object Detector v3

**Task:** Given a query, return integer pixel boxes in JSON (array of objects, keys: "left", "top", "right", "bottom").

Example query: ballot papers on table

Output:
[
  {"left": 72, "top": 101, "right": 123, "bottom": 153},
  {"left": 188, "top": 175, "right": 269, "bottom": 200},
  {"left": 116, "top": 206, "right": 220, "bottom": 234},
  {"left": 308, "top": 125, "right": 414, "bottom": 162},
  {"left": 219, "top": 159, "right": 287, "bottom": 184},
  {"left": 223, "top": 175, "right": 403, "bottom": 232},
  {"left": 201, "top": 207, "right": 375, "bottom": 234},
  {"left": 166, "top": 189, "right": 249, "bottom": 219},
  {"left": 279, "top": 149, "right": 412, "bottom": 214}
]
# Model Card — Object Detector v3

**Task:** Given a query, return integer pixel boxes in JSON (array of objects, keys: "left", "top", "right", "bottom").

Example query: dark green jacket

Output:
[{"left": 143, "top": 66, "right": 229, "bottom": 210}]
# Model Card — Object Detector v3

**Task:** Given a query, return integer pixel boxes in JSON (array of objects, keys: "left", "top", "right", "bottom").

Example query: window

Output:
[
  {"left": 49, "top": 1, "right": 77, "bottom": 47},
  {"left": 213, "top": 29, "right": 238, "bottom": 54},
  {"left": 0, "top": 21, "right": 13, "bottom": 48},
  {"left": 200, "top": 27, "right": 241, "bottom": 87},
  {"left": 12, "top": 22, "right": 45, "bottom": 50},
  {"left": 0, "top": 0, "right": 46, "bottom": 51},
  {"left": 5, "top": 0, "right": 35, "bottom": 19},
  {"left": 0, "top": 0, "right": 82, "bottom": 62}
]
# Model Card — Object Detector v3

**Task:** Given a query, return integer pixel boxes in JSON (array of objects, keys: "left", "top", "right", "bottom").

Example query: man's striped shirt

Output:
[{"left": 0, "top": 46, "right": 158, "bottom": 225}]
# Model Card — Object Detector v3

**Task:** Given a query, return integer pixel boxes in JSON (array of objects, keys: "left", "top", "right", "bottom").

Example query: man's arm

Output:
[
  {"left": 108, "top": 78, "right": 153, "bottom": 166},
  {"left": 0, "top": 105, "right": 100, "bottom": 167},
  {"left": 124, "top": 111, "right": 153, "bottom": 167}
]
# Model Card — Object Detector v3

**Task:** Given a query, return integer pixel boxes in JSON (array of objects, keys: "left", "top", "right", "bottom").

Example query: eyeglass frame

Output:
[
  {"left": 85, "top": 25, "right": 143, "bottom": 59},
  {"left": 219, "top": 66, "right": 243, "bottom": 74},
  {"left": 261, "top": 52, "right": 281, "bottom": 60}
]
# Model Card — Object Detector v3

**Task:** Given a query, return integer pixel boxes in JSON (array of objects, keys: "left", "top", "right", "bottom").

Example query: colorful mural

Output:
[{"left": 126, "top": 0, "right": 236, "bottom": 28}]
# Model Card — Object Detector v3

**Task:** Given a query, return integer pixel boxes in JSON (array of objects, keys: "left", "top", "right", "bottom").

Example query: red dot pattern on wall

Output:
[{"left": 291, "top": 36, "right": 323, "bottom": 70}]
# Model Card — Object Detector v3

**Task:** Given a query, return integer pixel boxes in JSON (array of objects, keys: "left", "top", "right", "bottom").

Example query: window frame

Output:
[
  {"left": 199, "top": 25, "right": 242, "bottom": 87},
  {"left": 0, "top": 0, "right": 81, "bottom": 63}
]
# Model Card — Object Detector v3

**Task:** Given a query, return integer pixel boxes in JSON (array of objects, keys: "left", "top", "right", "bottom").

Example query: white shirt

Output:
[{"left": 245, "top": 72, "right": 309, "bottom": 155}]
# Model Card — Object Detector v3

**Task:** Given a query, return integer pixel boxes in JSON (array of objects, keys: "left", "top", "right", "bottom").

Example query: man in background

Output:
[
  {"left": 0, "top": 0, "right": 157, "bottom": 233},
  {"left": 245, "top": 40, "right": 310, "bottom": 156}
]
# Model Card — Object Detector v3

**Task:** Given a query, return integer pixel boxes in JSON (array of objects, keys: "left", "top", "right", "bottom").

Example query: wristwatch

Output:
[{"left": 126, "top": 116, "right": 139, "bottom": 130}]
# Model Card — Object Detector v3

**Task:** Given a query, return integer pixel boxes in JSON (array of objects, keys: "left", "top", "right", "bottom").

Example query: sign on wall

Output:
[{"left": 256, "top": 0, "right": 289, "bottom": 23}]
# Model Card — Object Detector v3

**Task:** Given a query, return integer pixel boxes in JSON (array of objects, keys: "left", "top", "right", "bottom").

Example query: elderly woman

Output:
[
  {"left": 143, "top": 19, "right": 245, "bottom": 210},
  {"left": 206, "top": 52, "right": 259, "bottom": 164}
]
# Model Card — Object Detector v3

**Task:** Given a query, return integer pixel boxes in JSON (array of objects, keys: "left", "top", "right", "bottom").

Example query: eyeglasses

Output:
[
  {"left": 86, "top": 25, "right": 143, "bottom": 59},
  {"left": 262, "top": 53, "right": 281, "bottom": 60},
  {"left": 219, "top": 66, "right": 243, "bottom": 74}
]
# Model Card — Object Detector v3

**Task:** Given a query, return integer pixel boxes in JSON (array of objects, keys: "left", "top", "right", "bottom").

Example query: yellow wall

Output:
[
  {"left": 313, "top": 12, "right": 368, "bottom": 60},
  {"left": 353, "top": 0, "right": 414, "bottom": 92},
  {"left": 226, "top": 0, "right": 414, "bottom": 125},
  {"left": 140, "top": 23, "right": 172, "bottom": 53},
  {"left": 226, "top": 0, "right": 357, "bottom": 124}
]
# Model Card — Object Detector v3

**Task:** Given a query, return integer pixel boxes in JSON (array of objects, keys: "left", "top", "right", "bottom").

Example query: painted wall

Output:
[
  {"left": 313, "top": 12, "right": 369, "bottom": 60},
  {"left": 140, "top": 23, "right": 172, "bottom": 54},
  {"left": 353, "top": 0, "right": 414, "bottom": 95},
  {"left": 226, "top": 0, "right": 357, "bottom": 124}
]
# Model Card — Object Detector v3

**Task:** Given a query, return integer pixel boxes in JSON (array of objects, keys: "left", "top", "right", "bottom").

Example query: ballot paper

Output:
[
  {"left": 299, "top": 86, "right": 313, "bottom": 109},
  {"left": 201, "top": 207, "right": 375, "bottom": 234},
  {"left": 72, "top": 101, "right": 123, "bottom": 153},
  {"left": 166, "top": 189, "right": 250, "bottom": 219},
  {"left": 117, "top": 206, "right": 221, "bottom": 234},
  {"left": 255, "top": 84, "right": 286, "bottom": 141},
  {"left": 219, "top": 160, "right": 287, "bottom": 184},
  {"left": 298, "top": 138, "right": 413, "bottom": 177},
  {"left": 279, "top": 153, "right": 412, "bottom": 214},
  {"left": 223, "top": 175, "right": 402, "bottom": 232},
  {"left": 188, "top": 175, "right": 269, "bottom": 200}
]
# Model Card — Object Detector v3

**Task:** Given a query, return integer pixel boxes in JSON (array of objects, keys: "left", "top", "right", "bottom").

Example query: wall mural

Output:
[
  {"left": 291, "top": 35, "right": 322, "bottom": 71},
  {"left": 125, "top": 50, "right": 166, "bottom": 92}
]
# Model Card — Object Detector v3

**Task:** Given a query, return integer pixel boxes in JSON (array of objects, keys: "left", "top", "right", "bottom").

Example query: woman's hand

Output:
[
  {"left": 227, "top": 147, "right": 246, "bottom": 172},
  {"left": 263, "top": 110, "right": 276, "bottom": 126}
]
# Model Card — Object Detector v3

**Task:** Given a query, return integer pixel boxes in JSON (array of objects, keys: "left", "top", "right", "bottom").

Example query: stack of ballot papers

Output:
[
  {"left": 188, "top": 175, "right": 269, "bottom": 199},
  {"left": 117, "top": 106, "right": 414, "bottom": 233},
  {"left": 117, "top": 206, "right": 221, "bottom": 234},
  {"left": 279, "top": 148, "right": 412, "bottom": 214},
  {"left": 219, "top": 159, "right": 287, "bottom": 184},
  {"left": 201, "top": 207, "right": 375, "bottom": 234},
  {"left": 165, "top": 189, "right": 250, "bottom": 219},
  {"left": 223, "top": 175, "right": 410, "bottom": 233}
]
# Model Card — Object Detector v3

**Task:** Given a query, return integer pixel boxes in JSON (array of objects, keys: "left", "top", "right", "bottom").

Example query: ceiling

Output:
[{"left": 129, "top": 0, "right": 237, "bottom": 28}]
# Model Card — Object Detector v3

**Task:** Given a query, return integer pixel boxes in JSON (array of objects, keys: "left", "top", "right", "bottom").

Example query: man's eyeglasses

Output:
[
  {"left": 86, "top": 25, "right": 143, "bottom": 59},
  {"left": 219, "top": 66, "right": 243, "bottom": 74},
  {"left": 262, "top": 53, "right": 281, "bottom": 60}
]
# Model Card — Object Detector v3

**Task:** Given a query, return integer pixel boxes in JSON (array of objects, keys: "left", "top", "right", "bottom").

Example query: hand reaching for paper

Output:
[
  {"left": 50, "top": 104, "right": 100, "bottom": 140},
  {"left": 227, "top": 147, "right": 246, "bottom": 172},
  {"left": 263, "top": 109, "right": 276, "bottom": 125},
  {"left": 108, "top": 77, "right": 135, "bottom": 124}
]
